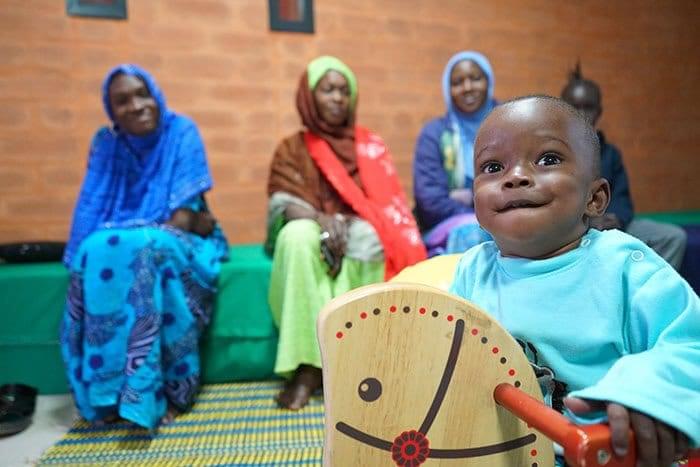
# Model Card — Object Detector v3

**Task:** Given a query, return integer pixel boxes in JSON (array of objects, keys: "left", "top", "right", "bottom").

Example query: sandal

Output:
[{"left": 0, "top": 384, "right": 37, "bottom": 436}]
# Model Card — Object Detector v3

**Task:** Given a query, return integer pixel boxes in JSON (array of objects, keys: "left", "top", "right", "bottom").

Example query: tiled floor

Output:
[{"left": 0, "top": 394, "right": 75, "bottom": 467}]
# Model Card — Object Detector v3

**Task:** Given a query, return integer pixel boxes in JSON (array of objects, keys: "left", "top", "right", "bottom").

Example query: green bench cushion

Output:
[
  {"left": 636, "top": 210, "right": 700, "bottom": 226},
  {"left": 0, "top": 244, "right": 278, "bottom": 394}
]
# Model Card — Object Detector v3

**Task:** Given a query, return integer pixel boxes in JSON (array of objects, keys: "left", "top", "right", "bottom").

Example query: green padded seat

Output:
[
  {"left": 0, "top": 244, "right": 277, "bottom": 394},
  {"left": 636, "top": 210, "right": 700, "bottom": 226}
]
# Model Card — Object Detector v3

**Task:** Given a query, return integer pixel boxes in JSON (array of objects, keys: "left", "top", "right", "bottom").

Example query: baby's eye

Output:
[
  {"left": 481, "top": 162, "right": 503, "bottom": 174},
  {"left": 537, "top": 153, "right": 562, "bottom": 166},
  {"left": 357, "top": 377, "right": 382, "bottom": 402}
]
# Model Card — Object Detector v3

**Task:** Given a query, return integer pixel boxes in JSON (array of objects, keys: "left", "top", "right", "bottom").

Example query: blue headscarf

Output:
[
  {"left": 442, "top": 51, "right": 497, "bottom": 184},
  {"left": 63, "top": 64, "right": 214, "bottom": 265}
]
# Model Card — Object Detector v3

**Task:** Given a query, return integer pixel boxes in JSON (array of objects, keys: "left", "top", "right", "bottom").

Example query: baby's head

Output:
[{"left": 473, "top": 95, "right": 610, "bottom": 259}]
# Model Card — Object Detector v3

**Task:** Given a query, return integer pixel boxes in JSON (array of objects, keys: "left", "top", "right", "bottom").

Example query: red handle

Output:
[{"left": 493, "top": 383, "right": 699, "bottom": 466}]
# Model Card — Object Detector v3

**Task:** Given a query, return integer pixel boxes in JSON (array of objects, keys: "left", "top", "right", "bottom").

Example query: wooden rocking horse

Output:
[{"left": 318, "top": 282, "right": 699, "bottom": 467}]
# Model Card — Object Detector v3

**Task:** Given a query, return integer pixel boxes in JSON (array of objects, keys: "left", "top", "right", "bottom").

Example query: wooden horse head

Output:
[{"left": 318, "top": 282, "right": 553, "bottom": 466}]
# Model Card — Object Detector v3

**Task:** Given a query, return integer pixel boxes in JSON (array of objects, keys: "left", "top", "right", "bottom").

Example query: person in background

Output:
[
  {"left": 413, "top": 51, "right": 497, "bottom": 256},
  {"left": 561, "top": 64, "right": 687, "bottom": 270},
  {"left": 61, "top": 64, "right": 228, "bottom": 430},
  {"left": 266, "top": 56, "right": 426, "bottom": 410}
]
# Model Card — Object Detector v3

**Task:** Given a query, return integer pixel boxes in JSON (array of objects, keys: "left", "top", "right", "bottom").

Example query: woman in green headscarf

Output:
[{"left": 266, "top": 56, "right": 426, "bottom": 410}]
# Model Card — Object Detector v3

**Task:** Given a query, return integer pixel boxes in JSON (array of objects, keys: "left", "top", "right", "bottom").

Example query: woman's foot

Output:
[
  {"left": 276, "top": 365, "right": 323, "bottom": 410},
  {"left": 93, "top": 413, "right": 121, "bottom": 427},
  {"left": 160, "top": 404, "right": 180, "bottom": 425}
]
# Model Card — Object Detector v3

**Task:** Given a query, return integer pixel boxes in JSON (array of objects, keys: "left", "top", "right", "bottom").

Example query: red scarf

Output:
[{"left": 304, "top": 127, "right": 427, "bottom": 279}]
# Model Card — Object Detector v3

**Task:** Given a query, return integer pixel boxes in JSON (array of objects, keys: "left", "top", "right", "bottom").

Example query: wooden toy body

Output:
[{"left": 318, "top": 283, "right": 554, "bottom": 466}]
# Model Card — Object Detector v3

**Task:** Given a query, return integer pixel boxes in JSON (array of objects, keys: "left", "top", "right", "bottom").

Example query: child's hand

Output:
[{"left": 564, "top": 397, "right": 689, "bottom": 466}]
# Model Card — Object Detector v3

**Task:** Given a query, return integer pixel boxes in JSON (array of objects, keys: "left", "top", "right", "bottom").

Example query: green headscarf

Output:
[{"left": 306, "top": 55, "right": 358, "bottom": 111}]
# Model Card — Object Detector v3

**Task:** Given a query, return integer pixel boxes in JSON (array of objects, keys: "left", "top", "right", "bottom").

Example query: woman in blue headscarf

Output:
[
  {"left": 60, "top": 64, "right": 228, "bottom": 430},
  {"left": 413, "top": 51, "right": 497, "bottom": 256}
]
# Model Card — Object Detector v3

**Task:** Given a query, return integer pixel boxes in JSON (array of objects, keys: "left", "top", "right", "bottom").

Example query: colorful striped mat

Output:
[{"left": 38, "top": 381, "right": 324, "bottom": 466}]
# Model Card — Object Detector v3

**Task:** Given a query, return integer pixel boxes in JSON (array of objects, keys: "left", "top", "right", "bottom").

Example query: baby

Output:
[{"left": 450, "top": 96, "right": 699, "bottom": 466}]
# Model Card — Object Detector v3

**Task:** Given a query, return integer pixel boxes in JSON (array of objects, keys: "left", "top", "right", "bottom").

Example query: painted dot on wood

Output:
[
  {"left": 481, "top": 337, "right": 488, "bottom": 344},
  {"left": 492, "top": 347, "right": 499, "bottom": 354},
  {"left": 530, "top": 449, "right": 538, "bottom": 457},
  {"left": 373, "top": 308, "right": 381, "bottom": 315},
  {"left": 515, "top": 381, "right": 521, "bottom": 388},
  {"left": 345, "top": 322, "right": 352, "bottom": 329},
  {"left": 508, "top": 369, "right": 515, "bottom": 376},
  {"left": 446, "top": 315, "right": 454, "bottom": 321},
  {"left": 419, "top": 307, "right": 426, "bottom": 314},
  {"left": 360, "top": 312, "right": 367, "bottom": 319},
  {"left": 471, "top": 328, "right": 478, "bottom": 335},
  {"left": 390, "top": 305, "right": 397, "bottom": 313},
  {"left": 431, "top": 310, "right": 439, "bottom": 317},
  {"left": 336, "top": 332, "right": 343, "bottom": 339},
  {"left": 403, "top": 306, "right": 410, "bottom": 313},
  {"left": 500, "top": 357, "right": 507, "bottom": 364}
]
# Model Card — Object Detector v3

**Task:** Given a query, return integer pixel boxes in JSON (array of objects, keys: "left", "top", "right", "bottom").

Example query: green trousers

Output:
[{"left": 268, "top": 219, "right": 384, "bottom": 377}]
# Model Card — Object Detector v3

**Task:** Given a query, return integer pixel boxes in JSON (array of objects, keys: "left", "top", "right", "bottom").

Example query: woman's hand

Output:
[
  {"left": 167, "top": 209, "right": 216, "bottom": 237},
  {"left": 565, "top": 397, "right": 689, "bottom": 466},
  {"left": 191, "top": 211, "right": 216, "bottom": 237},
  {"left": 317, "top": 213, "right": 347, "bottom": 278},
  {"left": 282, "top": 204, "right": 348, "bottom": 277}
]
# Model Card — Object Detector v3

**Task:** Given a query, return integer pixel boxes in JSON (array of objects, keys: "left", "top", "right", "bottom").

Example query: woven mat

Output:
[{"left": 38, "top": 381, "right": 323, "bottom": 466}]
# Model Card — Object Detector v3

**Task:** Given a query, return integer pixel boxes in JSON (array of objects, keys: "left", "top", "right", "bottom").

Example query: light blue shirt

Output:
[{"left": 450, "top": 228, "right": 700, "bottom": 445}]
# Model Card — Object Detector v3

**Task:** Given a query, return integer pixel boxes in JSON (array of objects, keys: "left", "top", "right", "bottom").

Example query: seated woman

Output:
[
  {"left": 413, "top": 51, "right": 497, "bottom": 256},
  {"left": 267, "top": 56, "right": 426, "bottom": 410},
  {"left": 60, "top": 64, "right": 228, "bottom": 430}
]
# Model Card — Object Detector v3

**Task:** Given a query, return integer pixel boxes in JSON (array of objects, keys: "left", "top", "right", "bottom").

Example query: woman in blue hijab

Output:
[
  {"left": 412, "top": 51, "right": 497, "bottom": 256},
  {"left": 60, "top": 64, "right": 228, "bottom": 429}
]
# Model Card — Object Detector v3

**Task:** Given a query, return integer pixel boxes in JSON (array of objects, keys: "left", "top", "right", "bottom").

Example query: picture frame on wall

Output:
[
  {"left": 66, "top": 0, "right": 127, "bottom": 20},
  {"left": 268, "top": 0, "right": 314, "bottom": 34}
]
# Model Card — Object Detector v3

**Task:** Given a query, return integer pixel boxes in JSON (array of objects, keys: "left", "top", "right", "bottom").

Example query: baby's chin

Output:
[{"left": 492, "top": 234, "right": 579, "bottom": 260}]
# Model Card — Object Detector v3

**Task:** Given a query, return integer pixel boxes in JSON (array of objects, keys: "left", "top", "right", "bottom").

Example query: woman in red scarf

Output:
[{"left": 266, "top": 56, "right": 426, "bottom": 410}]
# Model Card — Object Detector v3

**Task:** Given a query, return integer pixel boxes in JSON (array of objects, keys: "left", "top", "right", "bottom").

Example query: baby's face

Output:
[{"left": 473, "top": 99, "right": 596, "bottom": 258}]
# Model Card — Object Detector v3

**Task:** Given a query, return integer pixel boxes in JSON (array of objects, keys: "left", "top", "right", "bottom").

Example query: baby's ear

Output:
[{"left": 586, "top": 178, "right": 610, "bottom": 218}]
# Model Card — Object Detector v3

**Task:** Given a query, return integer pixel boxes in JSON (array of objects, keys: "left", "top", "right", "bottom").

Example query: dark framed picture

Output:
[
  {"left": 66, "top": 0, "right": 127, "bottom": 20},
  {"left": 268, "top": 0, "right": 314, "bottom": 34}
]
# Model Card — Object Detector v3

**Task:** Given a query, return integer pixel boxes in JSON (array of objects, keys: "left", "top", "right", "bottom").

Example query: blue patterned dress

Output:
[
  {"left": 60, "top": 64, "right": 228, "bottom": 429},
  {"left": 61, "top": 211, "right": 227, "bottom": 429}
]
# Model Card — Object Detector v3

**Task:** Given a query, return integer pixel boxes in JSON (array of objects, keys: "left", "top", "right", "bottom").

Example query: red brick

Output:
[
  {"left": 0, "top": 0, "right": 698, "bottom": 244},
  {"left": 0, "top": 134, "right": 80, "bottom": 161},
  {"left": 211, "top": 32, "right": 270, "bottom": 54},
  {"left": 39, "top": 106, "right": 75, "bottom": 129},
  {"left": 208, "top": 84, "right": 275, "bottom": 105},
  {"left": 187, "top": 110, "right": 240, "bottom": 129},
  {"left": 161, "top": 0, "right": 233, "bottom": 21},
  {"left": 132, "top": 25, "right": 210, "bottom": 50},
  {"left": 163, "top": 54, "right": 238, "bottom": 81},
  {"left": 75, "top": 18, "right": 122, "bottom": 42},
  {"left": 0, "top": 104, "right": 30, "bottom": 128},
  {"left": 0, "top": 170, "right": 34, "bottom": 192},
  {"left": 205, "top": 136, "right": 242, "bottom": 154},
  {"left": 39, "top": 166, "right": 83, "bottom": 187},
  {"left": 5, "top": 196, "right": 74, "bottom": 220}
]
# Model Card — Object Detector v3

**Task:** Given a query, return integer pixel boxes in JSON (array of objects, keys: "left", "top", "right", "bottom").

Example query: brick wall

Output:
[{"left": 1, "top": 0, "right": 698, "bottom": 245}]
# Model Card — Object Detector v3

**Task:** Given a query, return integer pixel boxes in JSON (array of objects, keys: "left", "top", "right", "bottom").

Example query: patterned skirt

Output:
[{"left": 60, "top": 225, "right": 224, "bottom": 429}]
